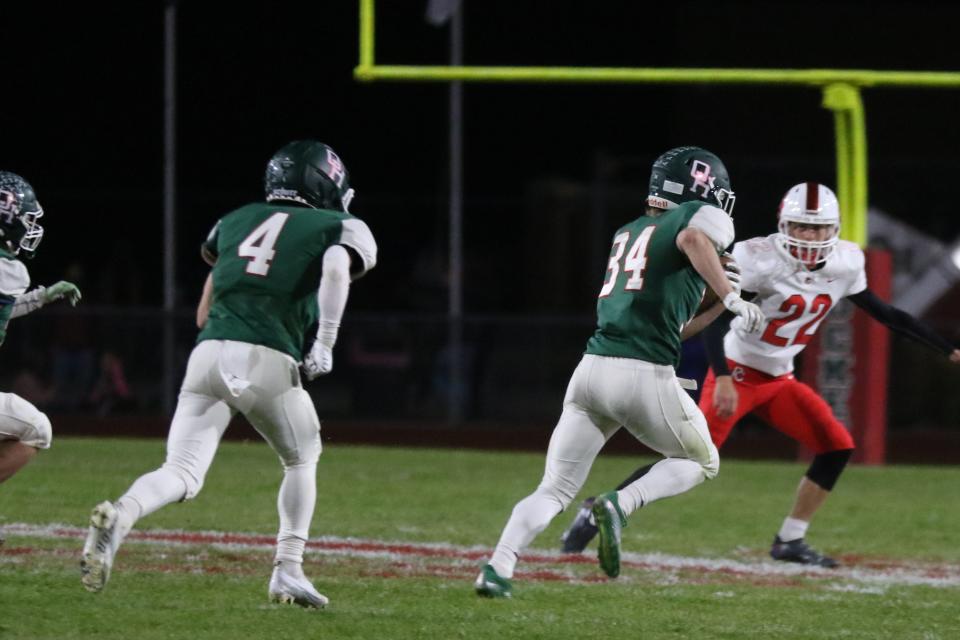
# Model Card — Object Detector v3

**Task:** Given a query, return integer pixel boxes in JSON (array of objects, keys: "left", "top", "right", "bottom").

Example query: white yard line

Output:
[{"left": 4, "top": 522, "right": 959, "bottom": 589}]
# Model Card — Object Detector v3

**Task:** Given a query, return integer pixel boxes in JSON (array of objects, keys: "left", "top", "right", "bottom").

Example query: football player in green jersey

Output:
[
  {"left": 81, "top": 141, "right": 377, "bottom": 608},
  {"left": 0, "top": 171, "right": 81, "bottom": 490},
  {"left": 475, "top": 147, "right": 765, "bottom": 597}
]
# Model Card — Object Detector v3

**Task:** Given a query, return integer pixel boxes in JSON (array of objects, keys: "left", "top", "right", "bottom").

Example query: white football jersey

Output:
[{"left": 725, "top": 234, "right": 867, "bottom": 376}]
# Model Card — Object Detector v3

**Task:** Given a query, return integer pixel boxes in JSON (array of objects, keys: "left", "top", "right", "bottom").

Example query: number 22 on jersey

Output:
[
  {"left": 599, "top": 227, "right": 656, "bottom": 297},
  {"left": 760, "top": 293, "right": 832, "bottom": 347},
  {"left": 238, "top": 212, "right": 289, "bottom": 276}
]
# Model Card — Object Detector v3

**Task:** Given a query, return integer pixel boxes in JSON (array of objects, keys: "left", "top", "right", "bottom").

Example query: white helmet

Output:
[{"left": 776, "top": 182, "right": 840, "bottom": 269}]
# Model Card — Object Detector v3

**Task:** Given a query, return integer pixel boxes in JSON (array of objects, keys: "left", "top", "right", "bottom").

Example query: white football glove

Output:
[
  {"left": 302, "top": 320, "right": 340, "bottom": 381},
  {"left": 302, "top": 342, "right": 334, "bottom": 380},
  {"left": 723, "top": 292, "right": 766, "bottom": 333},
  {"left": 721, "top": 252, "right": 741, "bottom": 297}
]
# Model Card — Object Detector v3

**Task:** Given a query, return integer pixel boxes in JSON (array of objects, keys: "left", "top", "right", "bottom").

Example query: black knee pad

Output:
[{"left": 805, "top": 448, "right": 853, "bottom": 491}]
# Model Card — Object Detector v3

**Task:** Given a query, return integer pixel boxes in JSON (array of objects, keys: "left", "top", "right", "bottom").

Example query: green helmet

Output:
[
  {"left": 0, "top": 171, "right": 44, "bottom": 258},
  {"left": 264, "top": 140, "right": 355, "bottom": 212},
  {"left": 647, "top": 146, "right": 735, "bottom": 215}
]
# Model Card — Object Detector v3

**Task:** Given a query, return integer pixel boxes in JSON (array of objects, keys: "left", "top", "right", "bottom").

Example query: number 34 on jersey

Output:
[{"left": 600, "top": 227, "right": 656, "bottom": 296}]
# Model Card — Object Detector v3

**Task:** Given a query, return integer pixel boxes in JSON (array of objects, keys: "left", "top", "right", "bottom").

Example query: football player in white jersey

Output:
[
  {"left": 559, "top": 182, "right": 960, "bottom": 567},
  {"left": 0, "top": 172, "right": 81, "bottom": 491}
]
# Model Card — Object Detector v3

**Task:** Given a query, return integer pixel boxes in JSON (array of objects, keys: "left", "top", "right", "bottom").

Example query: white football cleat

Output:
[
  {"left": 80, "top": 501, "right": 121, "bottom": 593},
  {"left": 268, "top": 563, "right": 329, "bottom": 609}
]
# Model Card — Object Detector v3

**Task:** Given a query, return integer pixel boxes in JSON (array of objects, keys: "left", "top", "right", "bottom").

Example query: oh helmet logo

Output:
[
  {"left": 325, "top": 149, "right": 347, "bottom": 188},
  {"left": 0, "top": 190, "right": 18, "bottom": 225},
  {"left": 689, "top": 160, "right": 716, "bottom": 198}
]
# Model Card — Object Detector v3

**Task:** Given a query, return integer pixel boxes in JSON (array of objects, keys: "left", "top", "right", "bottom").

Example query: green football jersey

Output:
[
  {"left": 0, "top": 247, "right": 30, "bottom": 344},
  {"left": 197, "top": 202, "right": 377, "bottom": 360},
  {"left": 585, "top": 201, "right": 730, "bottom": 367}
]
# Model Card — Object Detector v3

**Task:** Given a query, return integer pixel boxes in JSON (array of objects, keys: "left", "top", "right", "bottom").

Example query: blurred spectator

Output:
[
  {"left": 50, "top": 262, "right": 96, "bottom": 411},
  {"left": 88, "top": 350, "right": 134, "bottom": 416},
  {"left": 11, "top": 354, "right": 55, "bottom": 409},
  {"left": 347, "top": 325, "right": 414, "bottom": 415}
]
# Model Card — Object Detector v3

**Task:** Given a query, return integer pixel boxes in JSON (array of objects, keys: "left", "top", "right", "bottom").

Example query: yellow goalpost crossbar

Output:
[{"left": 355, "top": 0, "right": 960, "bottom": 246}]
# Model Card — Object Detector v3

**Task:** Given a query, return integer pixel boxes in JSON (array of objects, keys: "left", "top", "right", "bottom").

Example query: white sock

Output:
[
  {"left": 114, "top": 497, "right": 141, "bottom": 541},
  {"left": 275, "top": 463, "right": 316, "bottom": 564},
  {"left": 115, "top": 467, "right": 189, "bottom": 540},
  {"left": 489, "top": 489, "right": 564, "bottom": 579},
  {"left": 617, "top": 458, "right": 706, "bottom": 517},
  {"left": 778, "top": 517, "right": 809, "bottom": 542}
]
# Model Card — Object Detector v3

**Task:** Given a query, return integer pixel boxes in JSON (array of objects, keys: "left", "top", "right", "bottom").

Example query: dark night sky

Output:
[{"left": 6, "top": 1, "right": 960, "bottom": 314}]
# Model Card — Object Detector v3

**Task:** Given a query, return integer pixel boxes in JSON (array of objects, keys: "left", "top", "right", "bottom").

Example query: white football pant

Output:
[
  {"left": 0, "top": 392, "right": 52, "bottom": 449},
  {"left": 490, "top": 354, "right": 719, "bottom": 577},
  {"left": 115, "top": 339, "right": 321, "bottom": 563}
]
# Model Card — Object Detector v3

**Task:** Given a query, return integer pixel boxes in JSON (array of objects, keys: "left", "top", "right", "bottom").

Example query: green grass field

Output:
[{"left": 1, "top": 437, "right": 959, "bottom": 639}]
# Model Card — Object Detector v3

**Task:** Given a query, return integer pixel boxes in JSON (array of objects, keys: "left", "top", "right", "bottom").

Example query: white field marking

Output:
[
  {"left": 4, "top": 522, "right": 960, "bottom": 589},
  {"left": 826, "top": 583, "right": 889, "bottom": 595}
]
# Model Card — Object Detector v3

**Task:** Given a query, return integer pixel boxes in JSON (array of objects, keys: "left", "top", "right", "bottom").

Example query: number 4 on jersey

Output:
[
  {"left": 238, "top": 212, "right": 289, "bottom": 276},
  {"left": 599, "top": 227, "right": 656, "bottom": 296}
]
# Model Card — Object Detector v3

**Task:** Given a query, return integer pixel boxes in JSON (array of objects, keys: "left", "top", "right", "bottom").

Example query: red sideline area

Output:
[{"left": 51, "top": 415, "right": 960, "bottom": 464}]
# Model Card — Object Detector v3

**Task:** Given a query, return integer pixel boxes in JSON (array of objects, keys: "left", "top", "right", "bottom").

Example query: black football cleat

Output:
[
  {"left": 560, "top": 497, "right": 599, "bottom": 553},
  {"left": 770, "top": 536, "right": 838, "bottom": 568}
]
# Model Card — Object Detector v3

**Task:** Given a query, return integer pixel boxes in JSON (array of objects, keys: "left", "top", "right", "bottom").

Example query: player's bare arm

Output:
[
  {"left": 679, "top": 301, "right": 725, "bottom": 341},
  {"left": 680, "top": 252, "right": 742, "bottom": 341},
  {"left": 711, "top": 375, "right": 738, "bottom": 419},
  {"left": 679, "top": 228, "right": 762, "bottom": 332},
  {"left": 196, "top": 272, "right": 214, "bottom": 329},
  {"left": 675, "top": 227, "right": 728, "bottom": 339},
  {"left": 676, "top": 227, "right": 735, "bottom": 301}
]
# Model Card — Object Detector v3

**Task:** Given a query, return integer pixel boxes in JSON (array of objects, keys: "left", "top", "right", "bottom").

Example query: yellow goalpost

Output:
[{"left": 353, "top": 0, "right": 960, "bottom": 247}]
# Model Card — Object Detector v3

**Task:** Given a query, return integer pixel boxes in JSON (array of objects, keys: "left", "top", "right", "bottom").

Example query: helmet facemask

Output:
[
  {"left": 711, "top": 186, "right": 736, "bottom": 216},
  {"left": 17, "top": 206, "right": 44, "bottom": 257},
  {"left": 777, "top": 219, "right": 838, "bottom": 270},
  {"left": 775, "top": 182, "right": 840, "bottom": 271},
  {"left": 339, "top": 187, "right": 355, "bottom": 213}
]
